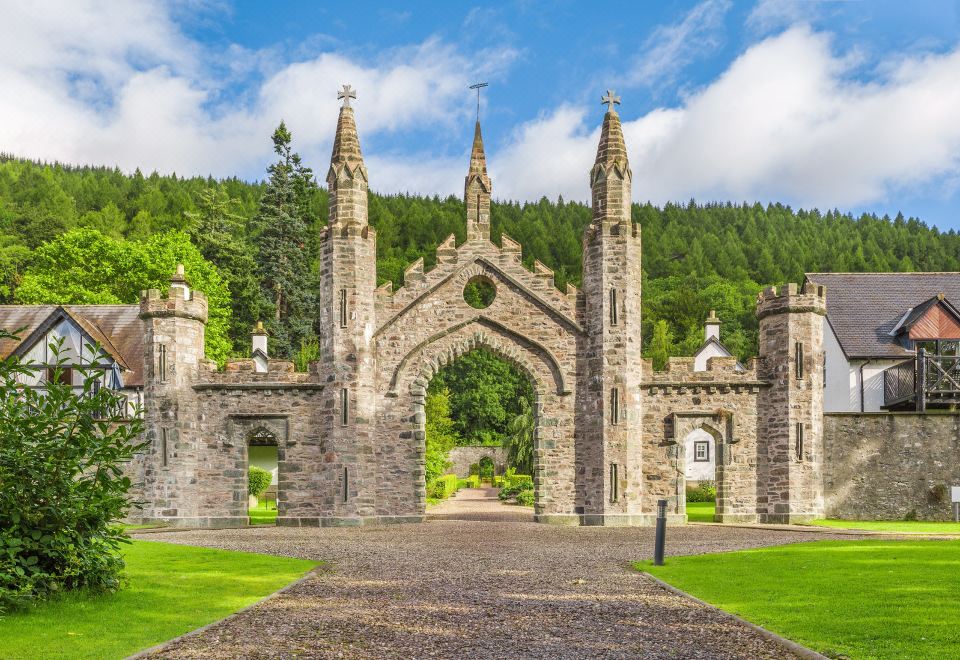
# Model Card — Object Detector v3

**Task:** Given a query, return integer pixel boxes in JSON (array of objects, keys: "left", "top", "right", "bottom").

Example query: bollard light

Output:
[{"left": 654, "top": 498, "right": 668, "bottom": 566}]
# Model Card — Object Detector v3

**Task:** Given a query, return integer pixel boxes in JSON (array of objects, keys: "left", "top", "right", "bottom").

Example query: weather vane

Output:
[
  {"left": 601, "top": 89, "right": 621, "bottom": 112},
  {"left": 338, "top": 84, "right": 357, "bottom": 108},
  {"left": 469, "top": 82, "right": 488, "bottom": 122}
]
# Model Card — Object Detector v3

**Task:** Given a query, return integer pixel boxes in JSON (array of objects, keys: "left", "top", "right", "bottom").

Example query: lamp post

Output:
[{"left": 654, "top": 499, "right": 668, "bottom": 566}]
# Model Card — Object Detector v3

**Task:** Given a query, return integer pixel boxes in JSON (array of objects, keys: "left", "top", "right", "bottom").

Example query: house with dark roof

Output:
[
  {"left": 0, "top": 304, "right": 146, "bottom": 416},
  {"left": 805, "top": 272, "right": 960, "bottom": 412}
]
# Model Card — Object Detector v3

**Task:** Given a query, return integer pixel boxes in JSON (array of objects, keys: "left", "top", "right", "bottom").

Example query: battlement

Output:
[
  {"left": 756, "top": 281, "right": 826, "bottom": 320},
  {"left": 197, "top": 358, "right": 317, "bottom": 386},
  {"left": 139, "top": 267, "right": 209, "bottom": 324},
  {"left": 643, "top": 355, "right": 761, "bottom": 383}
]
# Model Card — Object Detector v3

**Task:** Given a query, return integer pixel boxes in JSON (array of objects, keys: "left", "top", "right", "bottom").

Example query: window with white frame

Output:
[{"left": 694, "top": 440, "right": 710, "bottom": 462}]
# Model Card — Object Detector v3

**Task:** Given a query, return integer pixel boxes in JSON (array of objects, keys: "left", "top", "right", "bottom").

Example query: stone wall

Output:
[
  {"left": 824, "top": 412, "right": 960, "bottom": 521},
  {"left": 447, "top": 446, "right": 508, "bottom": 478}
]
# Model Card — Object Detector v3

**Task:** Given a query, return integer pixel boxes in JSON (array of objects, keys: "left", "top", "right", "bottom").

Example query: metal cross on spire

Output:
[
  {"left": 469, "top": 82, "right": 488, "bottom": 122},
  {"left": 601, "top": 89, "right": 621, "bottom": 112},
  {"left": 338, "top": 84, "right": 357, "bottom": 108}
]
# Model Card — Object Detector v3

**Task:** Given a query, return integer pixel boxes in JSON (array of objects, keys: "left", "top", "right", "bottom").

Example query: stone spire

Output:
[
  {"left": 465, "top": 120, "right": 492, "bottom": 242},
  {"left": 327, "top": 85, "right": 368, "bottom": 227},
  {"left": 590, "top": 90, "right": 632, "bottom": 226}
]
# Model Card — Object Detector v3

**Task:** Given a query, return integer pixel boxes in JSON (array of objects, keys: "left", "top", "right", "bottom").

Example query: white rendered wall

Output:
[
  {"left": 824, "top": 323, "right": 905, "bottom": 412},
  {"left": 683, "top": 428, "right": 715, "bottom": 482},
  {"left": 694, "top": 342, "right": 730, "bottom": 372}
]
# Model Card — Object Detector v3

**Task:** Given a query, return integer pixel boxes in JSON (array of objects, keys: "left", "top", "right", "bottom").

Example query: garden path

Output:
[
  {"left": 137, "top": 522, "right": 870, "bottom": 658},
  {"left": 427, "top": 487, "right": 534, "bottom": 522}
]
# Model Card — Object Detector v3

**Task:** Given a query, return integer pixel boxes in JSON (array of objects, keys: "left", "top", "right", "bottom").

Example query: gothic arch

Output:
[{"left": 669, "top": 411, "right": 736, "bottom": 522}]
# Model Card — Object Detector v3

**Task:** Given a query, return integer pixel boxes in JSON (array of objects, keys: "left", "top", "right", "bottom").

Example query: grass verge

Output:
[
  {"left": 249, "top": 499, "right": 278, "bottom": 525},
  {"left": 639, "top": 539, "right": 960, "bottom": 659},
  {"left": 807, "top": 518, "right": 960, "bottom": 534},
  {"left": 686, "top": 501, "right": 715, "bottom": 522},
  {"left": 0, "top": 540, "right": 318, "bottom": 659}
]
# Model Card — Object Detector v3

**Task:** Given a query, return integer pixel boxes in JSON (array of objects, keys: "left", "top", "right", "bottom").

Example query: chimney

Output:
[
  {"left": 251, "top": 321, "right": 268, "bottom": 356},
  {"left": 169, "top": 263, "right": 190, "bottom": 299},
  {"left": 705, "top": 310, "right": 720, "bottom": 342}
]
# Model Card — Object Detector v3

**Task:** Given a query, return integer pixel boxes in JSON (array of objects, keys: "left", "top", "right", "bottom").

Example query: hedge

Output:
[{"left": 430, "top": 474, "right": 459, "bottom": 499}]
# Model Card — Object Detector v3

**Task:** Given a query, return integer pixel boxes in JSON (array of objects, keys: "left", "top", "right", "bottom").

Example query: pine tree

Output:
[
  {"left": 648, "top": 320, "right": 673, "bottom": 371},
  {"left": 251, "top": 123, "right": 318, "bottom": 357}
]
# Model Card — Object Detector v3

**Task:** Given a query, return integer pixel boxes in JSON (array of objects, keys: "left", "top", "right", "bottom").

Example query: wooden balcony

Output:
[{"left": 884, "top": 350, "right": 960, "bottom": 410}]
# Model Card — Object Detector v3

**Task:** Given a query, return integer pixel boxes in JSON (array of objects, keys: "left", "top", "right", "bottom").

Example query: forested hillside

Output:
[{"left": 2, "top": 151, "right": 959, "bottom": 364}]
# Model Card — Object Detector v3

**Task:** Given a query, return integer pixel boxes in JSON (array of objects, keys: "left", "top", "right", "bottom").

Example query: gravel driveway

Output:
[{"left": 135, "top": 514, "right": 864, "bottom": 659}]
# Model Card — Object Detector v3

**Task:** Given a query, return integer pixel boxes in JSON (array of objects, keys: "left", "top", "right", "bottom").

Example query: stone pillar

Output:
[
  {"left": 313, "top": 96, "right": 380, "bottom": 525},
  {"left": 756, "top": 281, "right": 827, "bottom": 523},
  {"left": 577, "top": 100, "right": 645, "bottom": 525},
  {"left": 139, "top": 265, "right": 226, "bottom": 526}
]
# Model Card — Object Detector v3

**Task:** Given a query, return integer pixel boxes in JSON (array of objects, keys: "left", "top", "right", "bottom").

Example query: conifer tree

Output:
[{"left": 251, "top": 122, "right": 318, "bottom": 357}]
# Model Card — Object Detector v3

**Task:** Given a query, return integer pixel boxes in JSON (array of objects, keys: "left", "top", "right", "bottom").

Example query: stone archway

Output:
[
  {"left": 669, "top": 412, "right": 736, "bottom": 522},
  {"left": 377, "top": 321, "right": 577, "bottom": 523}
]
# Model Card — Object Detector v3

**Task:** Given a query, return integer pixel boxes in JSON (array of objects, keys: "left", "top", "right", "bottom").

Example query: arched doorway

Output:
[
  {"left": 248, "top": 427, "right": 278, "bottom": 525},
  {"left": 377, "top": 322, "right": 575, "bottom": 522},
  {"left": 670, "top": 412, "right": 732, "bottom": 523}
]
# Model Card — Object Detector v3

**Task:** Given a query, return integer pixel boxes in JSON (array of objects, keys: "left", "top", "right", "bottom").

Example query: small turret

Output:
[
  {"left": 465, "top": 120, "right": 492, "bottom": 242},
  {"left": 326, "top": 84, "right": 367, "bottom": 228}
]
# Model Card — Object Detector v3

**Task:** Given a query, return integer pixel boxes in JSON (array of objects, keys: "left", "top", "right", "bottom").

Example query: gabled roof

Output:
[
  {"left": 805, "top": 272, "right": 960, "bottom": 359},
  {"left": 0, "top": 304, "right": 145, "bottom": 386},
  {"left": 693, "top": 336, "right": 746, "bottom": 371},
  {"left": 896, "top": 294, "right": 960, "bottom": 339}
]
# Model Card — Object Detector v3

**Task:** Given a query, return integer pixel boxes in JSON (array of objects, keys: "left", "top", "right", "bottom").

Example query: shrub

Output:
[
  {"left": 507, "top": 473, "right": 533, "bottom": 488},
  {"left": 430, "top": 474, "right": 459, "bottom": 500},
  {"left": 456, "top": 478, "right": 471, "bottom": 490},
  {"left": 498, "top": 479, "right": 533, "bottom": 502},
  {"left": 686, "top": 481, "right": 716, "bottom": 503},
  {"left": 0, "top": 335, "right": 146, "bottom": 611},
  {"left": 248, "top": 466, "right": 272, "bottom": 497},
  {"left": 515, "top": 490, "right": 535, "bottom": 507},
  {"left": 467, "top": 474, "right": 481, "bottom": 489},
  {"left": 468, "top": 462, "right": 480, "bottom": 476}
]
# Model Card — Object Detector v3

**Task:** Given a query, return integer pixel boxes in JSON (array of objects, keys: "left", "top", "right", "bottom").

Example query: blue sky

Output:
[{"left": 2, "top": 1, "right": 960, "bottom": 230}]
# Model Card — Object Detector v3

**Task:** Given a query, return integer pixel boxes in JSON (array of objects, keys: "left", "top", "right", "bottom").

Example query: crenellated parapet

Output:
[
  {"left": 642, "top": 356, "right": 764, "bottom": 396},
  {"left": 756, "top": 281, "right": 827, "bottom": 320}
]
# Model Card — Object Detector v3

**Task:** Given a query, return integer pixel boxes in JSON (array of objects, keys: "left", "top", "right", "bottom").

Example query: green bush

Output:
[
  {"left": 466, "top": 474, "right": 481, "bottom": 489},
  {"left": 430, "top": 474, "right": 459, "bottom": 500},
  {"left": 686, "top": 481, "right": 716, "bottom": 503},
  {"left": 515, "top": 490, "right": 535, "bottom": 507},
  {"left": 248, "top": 466, "right": 272, "bottom": 497},
  {"left": 498, "top": 479, "right": 533, "bottom": 502},
  {"left": 507, "top": 473, "right": 533, "bottom": 488},
  {"left": 456, "top": 478, "right": 471, "bottom": 490},
  {"left": 478, "top": 456, "right": 495, "bottom": 481},
  {"left": 468, "top": 462, "right": 480, "bottom": 476},
  {"left": 0, "top": 336, "right": 146, "bottom": 611}
]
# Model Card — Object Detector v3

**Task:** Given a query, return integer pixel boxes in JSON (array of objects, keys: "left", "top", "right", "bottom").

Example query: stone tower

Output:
[
  {"left": 465, "top": 120, "right": 492, "bottom": 242},
  {"left": 756, "top": 281, "right": 827, "bottom": 523},
  {"left": 578, "top": 92, "right": 645, "bottom": 524},
  {"left": 139, "top": 265, "right": 219, "bottom": 525},
  {"left": 317, "top": 87, "right": 379, "bottom": 522}
]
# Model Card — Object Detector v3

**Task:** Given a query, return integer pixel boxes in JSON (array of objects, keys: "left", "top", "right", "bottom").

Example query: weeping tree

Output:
[{"left": 504, "top": 398, "right": 535, "bottom": 474}]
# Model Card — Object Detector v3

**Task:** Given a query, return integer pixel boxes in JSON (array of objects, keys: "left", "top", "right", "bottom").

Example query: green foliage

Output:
[
  {"left": 463, "top": 277, "right": 496, "bottom": 309},
  {"left": 504, "top": 398, "right": 535, "bottom": 474},
  {"left": 424, "top": 388, "right": 458, "bottom": 486},
  {"left": 292, "top": 335, "right": 320, "bottom": 373},
  {"left": 466, "top": 474, "right": 481, "bottom": 489},
  {"left": 430, "top": 474, "right": 459, "bottom": 500},
  {"left": 498, "top": 475, "right": 534, "bottom": 503},
  {"left": 430, "top": 349, "right": 534, "bottom": 445},
  {"left": 0, "top": 334, "right": 146, "bottom": 610},
  {"left": 648, "top": 319, "right": 673, "bottom": 371},
  {"left": 248, "top": 467, "right": 271, "bottom": 498},
  {"left": 686, "top": 481, "right": 717, "bottom": 503},
  {"left": 515, "top": 490, "right": 535, "bottom": 507},
  {"left": 14, "top": 228, "right": 233, "bottom": 365},
  {"left": 478, "top": 456, "right": 495, "bottom": 481}
]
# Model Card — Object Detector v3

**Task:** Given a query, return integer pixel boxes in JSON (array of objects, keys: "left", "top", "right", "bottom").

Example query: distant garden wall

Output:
[
  {"left": 824, "top": 413, "right": 960, "bottom": 521},
  {"left": 447, "top": 446, "right": 508, "bottom": 478}
]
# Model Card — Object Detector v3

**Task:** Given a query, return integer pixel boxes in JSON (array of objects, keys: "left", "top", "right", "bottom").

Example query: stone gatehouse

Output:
[{"left": 128, "top": 90, "right": 831, "bottom": 528}]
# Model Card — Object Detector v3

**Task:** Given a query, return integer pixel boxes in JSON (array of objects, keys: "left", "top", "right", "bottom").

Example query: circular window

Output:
[{"left": 464, "top": 275, "right": 496, "bottom": 309}]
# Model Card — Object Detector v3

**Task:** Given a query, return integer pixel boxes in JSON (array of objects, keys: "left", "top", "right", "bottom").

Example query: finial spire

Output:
[
  {"left": 464, "top": 108, "right": 492, "bottom": 242},
  {"left": 338, "top": 84, "right": 357, "bottom": 108},
  {"left": 601, "top": 89, "right": 621, "bottom": 113},
  {"left": 469, "top": 82, "right": 488, "bottom": 122}
]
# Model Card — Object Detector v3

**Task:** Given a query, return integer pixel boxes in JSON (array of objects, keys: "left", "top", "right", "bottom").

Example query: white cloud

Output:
[
  {"left": 491, "top": 26, "right": 960, "bottom": 210},
  {"left": 627, "top": 0, "right": 732, "bottom": 88},
  {"left": 746, "top": 0, "right": 821, "bottom": 34},
  {"left": 0, "top": 2, "right": 515, "bottom": 185}
]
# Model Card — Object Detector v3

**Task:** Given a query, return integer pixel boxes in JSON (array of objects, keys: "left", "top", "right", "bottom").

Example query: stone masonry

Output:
[{"left": 134, "top": 89, "right": 829, "bottom": 527}]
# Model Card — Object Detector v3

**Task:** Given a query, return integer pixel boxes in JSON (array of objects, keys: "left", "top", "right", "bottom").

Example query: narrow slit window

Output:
[
  {"left": 343, "top": 467, "right": 349, "bottom": 502},
  {"left": 796, "top": 423, "right": 804, "bottom": 461},
  {"left": 339, "top": 289, "right": 348, "bottom": 328},
  {"left": 610, "top": 387, "right": 620, "bottom": 425},
  {"left": 160, "top": 428, "right": 169, "bottom": 467},
  {"left": 795, "top": 341, "right": 804, "bottom": 380},
  {"left": 340, "top": 388, "right": 349, "bottom": 426},
  {"left": 158, "top": 344, "right": 167, "bottom": 381},
  {"left": 609, "top": 289, "right": 618, "bottom": 325},
  {"left": 609, "top": 463, "right": 619, "bottom": 503}
]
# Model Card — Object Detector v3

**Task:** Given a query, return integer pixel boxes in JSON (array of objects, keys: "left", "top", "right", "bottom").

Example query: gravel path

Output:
[
  {"left": 427, "top": 487, "right": 534, "bottom": 521},
  {"left": 134, "top": 520, "right": 869, "bottom": 659}
]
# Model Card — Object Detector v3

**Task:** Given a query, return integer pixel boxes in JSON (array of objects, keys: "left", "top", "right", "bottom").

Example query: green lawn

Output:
[
  {"left": 0, "top": 540, "right": 317, "bottom": 659},
  {"left": 807, "top": 518, "right": 960, "bottom": 534},
  {"left": 686, "top": 501, "right": 715, "bottom": 522},
  {"left": 640, "top": 539, "right": 960, "bottom": 659},
  {"left": 249, "top": 499, "right": 277, "bottom": 525}
]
